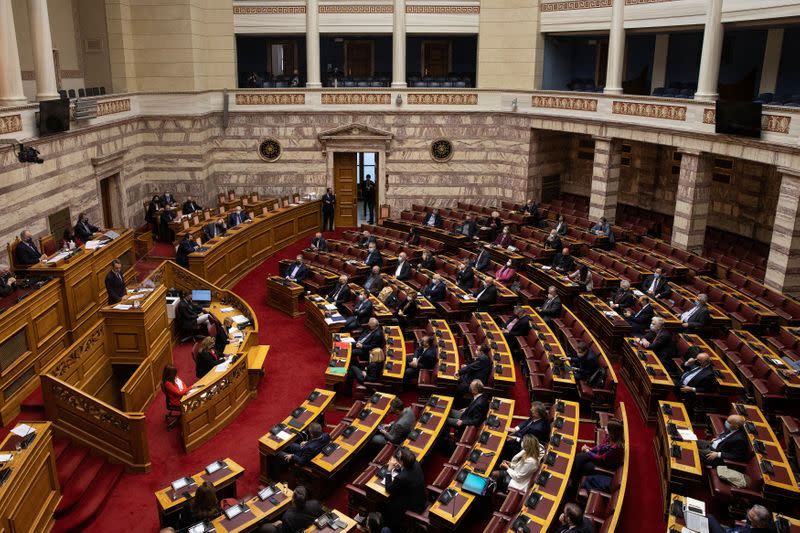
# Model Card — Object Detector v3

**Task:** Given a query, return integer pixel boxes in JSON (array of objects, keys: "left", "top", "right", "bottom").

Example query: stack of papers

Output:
[
  {"left": 276, "top": 430, "right": 293, "bottom": 441},
  {"left": 11, "top": 424, "right": 35, "bottom": 437},
  {"left": 0, "top": 453, "right": 13, "bottom": 463},
  {"left": 85, "top": 240, "right": 106, "bottom": 250},
  {"left": 230, "top": 315, "right": 249, "bottom": 325},
  {"left": 215, "top": 362, "right": 230, "bottom": 373},
  {"left": 47, "top": 251, "right": 71, "bottom": 263},
  {"left": 677, "top": 429, "right": 698, "bottom": 441},
  {"left": 113, "top": 304, "right": 133, "bottom": 310},
  {"left": 324, "top": 304, "right": 338, "bottom": 311},
  {"left": 219, "top": 307, "right": 235, "bottom": 313}
]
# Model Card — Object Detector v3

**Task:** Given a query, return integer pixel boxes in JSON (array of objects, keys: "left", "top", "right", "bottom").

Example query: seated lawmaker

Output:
[
  {"left": 446, "top": 380, "right": 489, "bottom": 431},
  {"left": 487, "top": 211, "right": 503, "bottom": 240},
  {"left": 228, "top": 206, "right": 250, "bottom": 227},
  {"left": 455, "top": 262, "right": 475, "bottom": 291},
  {"left": 494, "top": 226, "right": 512, "bottom": 248},
  {"left": 327, "top": 275, "right": 351, "bottom": 308},
  {"left": 456, "top": 344, "right": 492, "bottom": 398},
  {"left": 161, "top": 191, "right": 177, "bottom": 208},
  {"left": 105, "top": 259, "right": 127, "bottom": 304},
  {"left": 569, "top": 419, "right": 624, "bottom": 487},
  {"left": 459, "top": 214, "right": 478, "bottom": 239},
  {"left": 363, "top": 265, "right": 384, "bottom": 294},
  {"left": 203, "top": 218, "right": 226, "bottom": 241},
  {"left": 642, "top": 267, "right": 671, "bottom": 299},
  {"left": 473, "top": 278, "right": 498, "bottom": 312},
  {"left": 403, "top": 227, "right": 420, "bottom": 246},
  {"left": 707, "top": 505, "right": 774, "bottom": 533},
  {"left": 609, "top": 279, "right": 635, "bottom": 311},
  {"left": 395, "top": 290, "right": 419, "bottom": 329},
  {"left": 553, "top": 214, "right": 568, "bottom": 235},
  {"left": 697, "top": 414, "right": 748, "bottom": 466},
  {"left": 392, "top": 252, "right": 411, "bottom": 280},
  {"left": 543, "top": 229, "right": 562, "bottom": 251},
  {"left": 182, "top": 196, "right": 201, "bottom": 214},
  {"left": 636, "top": 317, "right": 676, "bottom": 363},
  {"left": 372, "top": 398, "right": 416, "bottom": 446},
  {"left": 403, "top": 335, "right": 436, "bottom": 383},
  {"left": 15, "top": 230, "right": 47, "bottom": 265},
  {"left": 421, "top": 274, "right": 446, "bottom": 302},
  {"left": 502, "top": 401, "right": 550, "bottom": 460},
  {"left": 680, "top": 294, "right": 710, "bottom": 330},
  {"left": 494, "top": 261, "right": 516, "bottom": 283},
  {"left": 364, "top": 242, "right": 383, "bottom": 268},
  {"left": 570, "top": 341, "right": 598, "bottom": 382},
  {"left": 624, "top": 295, "right": 654, "bottom": 335},
  {"left": 417, "top": 249, "right": 436, "bottom": 271},
  {"left": 344, "top": 347, "right": 384, "bottom": 394},
  {"left": 257, "top": 486, "right": 323, "bottom": 533},
  {"left": 551, "top": 247, "right": 575, "bottom": 273},
  {"left": 469, "top": 246, "right": 492, "bottom": 273},
  {"left": 175, "top": 233, "right": 200, "bottom": 268},
  {"left": 568, "top": 264, "right": 593, "bottom": 293},
  {"left": 178, "top": 481, "right": 222, "bottom": 528},
  {"left": 351, "top": 318, "right": 384, "bottom": 363},
  {"left": 591, "top": 217, "right": 615, "bottom": 244},
  {"left": 383, "top": 447, "right": 426, "bottom": 531},
  {"left": 358, "top": 230, "right": 377, "bottom": 248},
  {"left": 676, "top": 352, "right": 718, "bottom": 405},
  {"left": 491, "top": 434, "right": 541, "bottom": 493},
  {"left": 423, "top": 208, "right": 442, "bottom": 228},
  {"left": 195, "top": 336, "right": 222, "bottom": 378},
  {"left": 176, "top": 291, "right": 211, "bottom": 334},
  {"left": 74, "top": 212, "right": 101, "bottom": 243},
  {"left": 310, "top": 232, "right": 328, "bottom": 252},
  {"left": 557, "top": 503, "right": 594, "bottom": 533},
  {"left": 345, "top": 291, "right": 373, "bottom": 331},
  {"left": 537, "top": 286, "right": 562, "bottom": 324},
  {"left": 161, "top": 365, "right": 189, "bottom": 407},
  {"left": 0, "top": 265, "right": 17, "bottom": 297},
  {"left": 277, "top": 422, "right": 330, "bottom": 466},
  {"left": 502, "top": 306, "right": 532, "bottom": 338},
  {"left": 285, "top": 255, "right": 309, "bottom": 283}
]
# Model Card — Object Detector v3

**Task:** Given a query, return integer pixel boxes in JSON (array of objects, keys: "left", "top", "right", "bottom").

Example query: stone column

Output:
[
  {"left": 391, "top": 0, "right": 407, "bottom": 87},
  {"left": 694, "top": 0, "right": 724, "bottom": 100},
  {"left": 671, "top": 150, "right": 712, "bottom": 253},
  {"left": 306, "top": 0, "right": 321, "bottom": 88},
  {"left": 603, "top": 0, "right": 625, "bottom": 95},
  {"left": 765, "top": 169, "right": 800, "bottom": 296},
  {"left": 589, "top": 137, "right": 622, "bottom": 223},
  {"left": 651, "top": 33, "right": 669, "bottom": 93},
  {"left": 0, "top": 0, "right": 27, "bottom": 106},
  {"left": 759, "top": 28, "right": 784, "bottom": 96},
  {"left": 27, "top": 0, "right": 59, "bottom": 101}
]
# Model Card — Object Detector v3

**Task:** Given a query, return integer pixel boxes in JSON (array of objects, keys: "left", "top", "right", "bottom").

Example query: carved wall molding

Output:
[
  {"left": 51, "top": 381, "right": 130, "bottom": 431},
  {"left": 407, "top": 93, "right": 478, "bottom": 105},
  {"left": 233, "top": 5, "right": 306, "bottom": 14},
  {"left": 612, "top": 100, "right": 686, "bottom": 121},
  {"left": 235, "top": 93, "right": 305, "bottom": 105},
  {"left": 0, "top": 114, "right": 22, "bottom": 134},
  {"left": 97, "top": 98, "right": 131, "bottom": 117},
  {"left": 319, "top": 4, "right": 393, "bottom": 13},
  {"left": 541, "top": 0, "right": 675, "bottom": 11},
  {"left": 703, "top": 108, "right": 791, "bottom": 134},
  {"left": 182, "top": 360, "right": 246, "bottom": 412},
  {"left": 703, "top": 108, "right": 716, "bottom": 125},
  {"left": 532, "top": 95, "right": 598, "bottom": 112},
  {"left": 406, "top": 5, "right": 480, "bottom": 14},
  {"left": 321, "top": 93, "right": 392, "bottom": 105}
]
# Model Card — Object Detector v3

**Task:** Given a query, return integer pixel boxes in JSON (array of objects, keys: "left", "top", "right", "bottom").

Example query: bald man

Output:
[
  {"left": 697, "top": 414, "right": 748, "bottom": 466},
  {"left": 677, "top": 352, "right": 718, "bottom": 406}
]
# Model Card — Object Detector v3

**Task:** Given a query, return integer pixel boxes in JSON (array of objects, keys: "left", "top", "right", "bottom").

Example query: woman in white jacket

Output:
[{"left": 491, "top": 434, "right": 543, "bottom": 492}]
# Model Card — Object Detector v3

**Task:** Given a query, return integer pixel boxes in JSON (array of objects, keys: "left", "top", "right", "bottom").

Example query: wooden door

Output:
[
  {"left": 345, "top": 41, "right": 373, "bottom": 77},
  {"left": 99, "top": 177, "right": 113, "bottom": 228},
  {"left": 423, "top": 41, "right": 450, "bottom": 78},
  {"left": 334, "top": 152, "right": 358, "bottom": 227}
]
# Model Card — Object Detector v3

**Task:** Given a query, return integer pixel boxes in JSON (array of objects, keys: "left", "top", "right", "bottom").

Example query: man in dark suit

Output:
[
  {"left": 285, "top": 255, "right": 309, "bottom": 283},
  {"left": 680, "top": 294, "right": 710, "bottom": 330},
  {"left": 363, "top": 265, "right": 384, "bottom": 294},
  {"left": 363, "top": 177, "right": 376, "bottom": 224},
  {"left": 473, "top": 278, "right": 498, "bottom": 312},
  {"left": 383, "top": 447, "right": 426, "bottom": 531},
  {"left": 470, "top": 246, "right": 492, "bottom": 273},
  {"left": 502, "top": 401, "right": 551, "bottom": 460},
  {"left": 160, "top": 191, "right": 177, "bottom": 207},
  {"left": 422, "top": 274, "right": 446, "bottom": 302},
  {"left": 570, "top": 341, "right": 599, "bottom": 382},
  {"left": 676, "top": 352, "right": 718, "bottom": 405},
  {"left": 277, "top": 423, "right": 330, "bottom": 465},
  {"left": 423, "top": 208, "right": 442, "bottom": 228},
  {"left": 417, "top": 250, "right": 436, "bottom": 271},
  {"left": 105, "top": 259, "right": 126, "bottom": 304},
  {"left": 522, "top": 199, "right": 539, "bottom": 219},
  {"left": 0, "top": 265, "right": 17, "bottom": 297},
  {"left": 459, "top": 214, "right": 478, "bottom": 239},
  {"left": 456, "top": 344, "right": 492, "bottom": 398},
  {"left": 176, "top": 291, "right": 210, "bottom": 336},
  {"left": 403, "top": 335, "right": 437, "bottom": 382},
  {"left": 74, "top": 212, "right": 101, "bottom": 243},
  {"left": 364, "top": 243, "right": 383, "bottom": 268},
  {"left": 321, "top": 188, "right": 336, "bottom": 231},
  {"left": 182, "top": 196, "right": 201, "bottom": 214},
  {"left": 502, "top": 306, "right": 532, "bottom": 337},
  {"left": 327, "top": 275, "right": 351, "bottom": 308},
  {"left": 636, "top": 316, "right": 676, "bottom": 363},
  {"left": 345, "top": 291, "right": 373, "bottom": 331},
  {"left": 158, "top": 207, "right": 176, "bottom": 242},
  {"left": 544, "top": 229, "right": 562, "bottom": 251},
  {"left": 372, "top": 398, "right": 416, "bottom": 446},
  {"left": 228, "top": 206, "right": 250, "bottom": 227},
  {"left": 203, "top": 218, "right": 226, "bottom": 242},
  {"left": 551, "top": 247, "right": 575, "bottom": 273},
  {"left": 351, "top": 318, "right": 384, "bottom": 363},
  {"left": 537, "top": 286, "right": 562, "bottom": 324},
  {"left": 455, "top": 262, "right": 475, "bottom": 291},
  {"left": 446, "top": 379, "right": 489, "bottom": 430},
  {"left": 642, "top": 267, "right": 671, "bottom": 299},
  {"left": 609, "top": 280, "right": 636, "bottom": 311},
  {"left": 697, "top": 414, "right": 748, "bottom": 466},
  {"left": 624, "top": 295, "right": 654, "bottom": 335},
  {"left": 257, "top": 485, "right": 323, "bottom": 533},
  {"left": 392, "top": 252, "right": 411, "bottom": 280},
  {"left": 175, "top": 233, "right": 200, "bottom": 268},
  {"left": 358, "top": 230, "right": 377, "bottom": 248},
  {"left": 558, "top": 503, "right": 594, "bottom": 533},
  {"left": 706, "top": 505, "right": 774, "bottom": 533},
  {"left": 310, "top": 232, "right": 328, "bottom": 252},
  {"left": 591, "top": 217, "right": 615, "bottom": 244},
  {"left": 15, "top": 230, "right": 46, "bottom": 265}
]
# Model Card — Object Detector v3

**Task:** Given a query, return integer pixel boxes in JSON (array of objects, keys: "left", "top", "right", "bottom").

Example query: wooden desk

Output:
[
  {"left": 211, "top": 483, "right": 293, "bottom": 532},
  {"left": 529, "top": 264, "right": 581, "bottom": 303},
  {"left": 464, "top": 312, "right": 516, "bottom": 389},
  {"left": 0, "top": 422, "right": 60, "bottom": 533},
  {"left": 100, "top": 284, "right": 170, "bottom": 365},
  {"left": 155, "top": 458, "right": 245, "bottom": 527},
  {"left": 517, "top": 306, "right": 576, "bottom": 395},
  {"left": 305, "top": 295, "right": 347, "bottom": 351},
  {"left": 267, "top": 275, "right": 305, "bottom": 317},
  {"left": 188, "top": 200, "right": 321, "bottom": 288},
  {"left": 655, "top": 402, "right": 701, "bottom": 512},
  {"left": 325, "top": 339, "right": 352, "bottom": 389},
  {"left": 698, "top": 275, "right": 780, "bottom": 331},
  {"left": 311, "top": 393, "right": 395, "bottom": 475},
  {"left": 622, "top": 338, "right": 676, "bottom": 422},
  {"left": 667, "top": 493, "right": 800, "bottom": 533},
  {"left": 382, "top": 219, "right": 468, "bottom": 251},
  {"left": 383, "top": 325, "right": 407, "bottom": 382},
  {"left": 577, "top": 293, "right": 631, "bottom": 356},
  {"left": 304, "top": 509, "right": 358, "bottom": 533},
  {"left": 345, "top": 283, "right": 393, "bottom": 320},
  {"left": 677, "top": 333, "right": 744, "bottom": 396},
  {"left": 430, "top": 319, "right": 460, "bottom": 384}
]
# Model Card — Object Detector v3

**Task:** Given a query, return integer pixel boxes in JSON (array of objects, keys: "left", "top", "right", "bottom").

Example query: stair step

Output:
[
  {"left": 52, "top": 463, "right": 124, "bottom": 533},
  {"left": 20, "top": 386, "right": 44, "bottom": 409},
  {"left": 54, "top": 454, "right": 106, "bottom": 518},
  {"left": 53, "top": 437, "right": 70, "bottom": 460},
  {"left": 56, "top": 445, "right": 89, "bottom": 488}
]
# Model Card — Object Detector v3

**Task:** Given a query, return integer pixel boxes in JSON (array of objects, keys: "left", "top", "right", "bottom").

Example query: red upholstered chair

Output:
[{"left": 39, "top": 234, "right": 57, "bottom": 256}]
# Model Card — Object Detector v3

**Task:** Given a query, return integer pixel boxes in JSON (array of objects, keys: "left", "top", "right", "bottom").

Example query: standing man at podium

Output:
[{"left": 105, "top": 259, "right": 127, "bottom": 304}]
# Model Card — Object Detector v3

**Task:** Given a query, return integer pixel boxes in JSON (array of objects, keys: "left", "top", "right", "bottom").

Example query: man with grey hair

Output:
[
  {"left": 15, "top": 230, "right": 46, "bottom": 265},
  {"left": 0, "top": 264, "right": 17, "bottom": 296},
  {"left": 707, "top": 504, "right": 773, "bottom": 533},
  {"left": 609, "top": 279, "right": 635, "bottom": 310},
  {"left": 637, "top": 316, "right": 676, "bottom": 363},
  {"left": 681, "top": 293, "right": 710, "bottom": 330}
]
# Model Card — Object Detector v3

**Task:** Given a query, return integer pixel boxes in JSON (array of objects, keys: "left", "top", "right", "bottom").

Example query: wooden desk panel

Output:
[
  {"left": 156, "top": 458, "right": 244, "bottom": 525},
  {"left": 677, "top": 334, "right": 744, "bottom": 394},
  {"left": 656, "top": 401, "right": 701, "bottom": 512},
  {"left": 468, "top": 312, "right": 516, "bottom": 388},
  {"left": 517, "top": 306, "right": 576, "bottom": 392},
  {"left": 305, "top": 295, "right": 347, "bottom": 352},
  {"left": 304, "top": 509, "right": 358, "bottom": 533},
  {"left": 622, "top": 338, "right": 675, "bottom": 422},
  {"left": 383, "top": 326, "right": 406, "bottom": 382},
  {"left": 212, "top": 483, "right": 293, "bottom": 532},
  {"left": 429, "top": 319, "right": 460, "bottom": 383},
  {"left": 267, "top": 276, "right": 304, "bottom": 317}
]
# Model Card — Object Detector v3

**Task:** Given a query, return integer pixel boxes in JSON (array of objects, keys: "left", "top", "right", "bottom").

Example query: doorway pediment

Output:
[{"left": 318, "top": 123, "right": 393, "bottom": 154}]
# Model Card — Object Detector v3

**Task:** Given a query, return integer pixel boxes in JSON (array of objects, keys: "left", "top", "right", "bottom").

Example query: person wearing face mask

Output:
[
  {"left": 74, "top": 212, "right": 101, "bottom": 243},
  {"left": 551, "top": 247, "right": 575, "bottom": 273},
  {"left": 636, "top": 317, "right": 676, "bottom": 363},
  {"left": 363, "top": 265, "right": 384, "bottom": 295},
  {"left": 553, "top": 213, "right": 568, "bottom": 235},
  {"left": 609, "top": 279, "right": 636, "bottom": 311},
  {"left": 327, "top": 275, "right": 351, "bottom": 308},
  {"left": 624, "top": 295, "right": 654, "bottom": 335},
  {"left": 680, "top": 294, "right": 710, "bottom": 330},
  {"left": 0, "top": 264, "right": 18, "bottom": 297},
  {"left": 707, "top": 504, "right": 775, "bottom": 533},
  {"left": 502, "top": 306, "right": 532, "bottom": 338},
  {"left": 395, "top": 290, "right": 418, "bottom": 329},
  {"left": 697, "top": 414, "right": 748, "bottom": 466},
  {"left": 569, "top": 420, "right": 624, "bottom": 488},
  {"left": 544, "top": 229, "right": 562, "bottom": 251},
  {"left": 537, "top": 286, "right": 562, "bottom": 325},
  {"left": 459, "top": 214, "right": 478, "bottom": 239},
  {"left": 203, "top": 218, "right": 227, "bottom": 242},
  {"left": 676, "top": 352, "right": 718, "bottom": 408},
  {"left": 358, "top": 230, "right": 376, "bottom": 248},
  {"left": 494, "top": 226, "right": 512, "bottom": 248},
  {"left": 469, "top": 246, "right": 492, "bottom": 273},
  {"left": 590, "top": 217, "right": 615, "bottom": 245},
  {"left": 641, "top": 267, "right": 671, "bottom": 299},
  {"left": 568, "top": 264, "right": 593, "bottom": 292},
  {"left": 417, "top": 249, "right": 436, "bottom": 271},
  {"left": 421, "top": 274, "right": 446, "bottom": 302},
  {"left": 15, "top": 230, "right": 47, "bottom": 265},
  {"left": 455, "top": 262, "right": 475, "bottom": 291},
  {"left": 364, "top": 244, "right": 383, "bottom": 268},
  {"left": 494, "top": 260, "right": 516, "bottom": 283},
  {"left": 393, "top": 252, "right": 411, "bottom": 280},
  {"left": 474, "top": 278, "right": 498, "bottom": 312},
  {"left": 423, "top": 209, "right": 442, "bottom": 228}
]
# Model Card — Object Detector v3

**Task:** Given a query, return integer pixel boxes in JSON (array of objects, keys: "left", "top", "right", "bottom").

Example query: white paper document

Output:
[
  {"left": 215, "top": 362, "right": 230, "bottom": 372},
  {"left": 113, "top": 304, "right": 133, "bottom": 310},
  {"left": 128, "top": 294, "right": 145, "bottom": 300},
  {"left": 677, "top": 429, "right": 698, "bottom": 441},
  {"left": 0, "top": 453, "right": 13, "bottom": 462},
  {"left": 231, "top": 315, "right": 249, "bottom": 325},
  {"left": 324, "top": 304, "right": 338, "bottom": 311},
  {"left": 276, "top": 430, "right": 293, "bottom": 441},
  {"left": 341, "top": 337, "right": 356, "bottom": 344},
  {"left": 219, "top": 307, "right": 235, "bottom": 313},
  {"left": 11, "top": 424, "right": 35, "bottom": 437}
]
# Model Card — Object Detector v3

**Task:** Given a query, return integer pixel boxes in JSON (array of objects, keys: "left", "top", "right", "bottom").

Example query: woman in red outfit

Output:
[
  {"left": 162, "top": 365, "right": 189, "bottom": 407},
  {"left": 494, "top": 261, "right": 517, "bottom": 283}
]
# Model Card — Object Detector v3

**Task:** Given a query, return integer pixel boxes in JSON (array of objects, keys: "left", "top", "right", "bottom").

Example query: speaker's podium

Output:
[{"left": 266, "top": 275, "right": 304, "bottom": 317}]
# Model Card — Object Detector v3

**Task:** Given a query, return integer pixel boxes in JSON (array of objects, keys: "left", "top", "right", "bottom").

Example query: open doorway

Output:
[
  {"left": 99, "top": 174, "right": 121, "bottom": 228},
  {"left": 333, "top": 151, "right": 379, "bottom": 228},
  {"left": 357, "top": 152, "right": 378, "bottom": 225}
]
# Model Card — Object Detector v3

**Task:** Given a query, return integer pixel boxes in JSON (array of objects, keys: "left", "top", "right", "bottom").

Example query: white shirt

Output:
[
  {"left": 680, "top": 365, "right": 703, "bottom": 386},
  {"left": 711, "top": 429, "right": 735, "bottom": 450},
  {"left": 648, "top": 276, "right": 659, "bottom": 294},
  {"left": 394, "top": 262, "right": 405, "bottom": 277},
  {"left": 289, "top": 264, "right": 301, "bottom": 278},
  {"left": 680, "top": 305, "right": 700, "bottom": 323},
  {"left": 427, "top": 215, "right": 437, "bottom": 226},
  {"left": 506, "top": 451, "right": 540, "bottom": 492}
]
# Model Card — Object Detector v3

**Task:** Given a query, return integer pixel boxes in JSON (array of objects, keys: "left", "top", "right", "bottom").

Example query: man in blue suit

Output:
[
  {"left": 228, "top": 206, "right": 250, "bottom": 227},
  {"left": 277, "top": 423, "right": 330, "bottom": 465}
]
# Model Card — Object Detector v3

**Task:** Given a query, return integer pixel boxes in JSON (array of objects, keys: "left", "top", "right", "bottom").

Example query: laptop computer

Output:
[
  {"left": 191, "top": 289, "right": 212, "bottom": 304},
  {"left": 461, "top": 472, "right": 489, "bottom": 496}
]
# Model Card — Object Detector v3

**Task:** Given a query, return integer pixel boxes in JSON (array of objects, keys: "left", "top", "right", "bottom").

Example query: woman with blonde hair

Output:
[
  {"left": 195, "top": 336, "right": 221, "bottom": 378},
  {"left": 343, "top": 347, "right": 385, "bottom": 395},
  {"left": 491, "top": 433, "right": 543, "bottom": 492}
]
